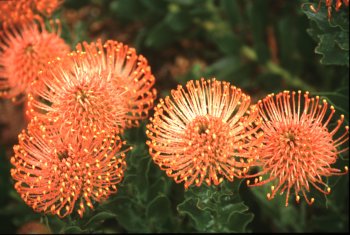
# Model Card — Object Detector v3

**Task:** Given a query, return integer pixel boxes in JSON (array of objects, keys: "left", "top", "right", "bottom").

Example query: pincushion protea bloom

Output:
[
  {"left": 0, "top": 20, "right": 69, "bottom": 102},
  {"left": 85, "top": 39, "right": 157, "bottom": 128},
  {"left": 247, "top": 91, "right": 349, "bottom": 206},
  {"left": 11, "top": 122, "right": 129, "bottom": 218},
  {"left": 27, "top": 44, "right": 129, "bottom": 142},
  {"left": 0, "top": 0, "right": 62, "bottom": 25},
  {"left": 146, "top": 78, "right": 262, "bottom": 189},
  {"left": 28, "top": 39, "right": 156, "bottom": 140}
]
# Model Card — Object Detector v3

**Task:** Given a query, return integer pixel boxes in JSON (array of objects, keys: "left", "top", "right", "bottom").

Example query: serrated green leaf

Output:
[
  {"left": 177, "top": 181, "right": 252, "bottom": 232},
  {"left": 303, "top": 5, "right": 349, "bottom": 66},
  {"left": 334, "top": 31, "right": 349, "bottom": 50},
  {"left": 177, "top": 198, "right": 213, "bottom": 231},
  {"left": 226, "top": 210, "right": 254, "bottom": 232}
]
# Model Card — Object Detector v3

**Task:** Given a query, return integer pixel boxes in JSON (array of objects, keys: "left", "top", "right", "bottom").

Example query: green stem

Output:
[{"left": 241, "top": 46, "right": 316, "bottom": 92}]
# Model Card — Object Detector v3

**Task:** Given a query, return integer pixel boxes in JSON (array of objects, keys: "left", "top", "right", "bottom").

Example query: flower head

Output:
[
  {"left": 0, "top": 0, "right": 62, "bottom": 25},
  {"left": 0, "top": 20, "right": 69, "bottom": 102},
  {"left": 27, "top": 41, "right": 129, "bottom": 142},
  {"left": 11, "top": 121, "right": 129, "bottom": 218},
  {"left": 247, "top": 91, "right": 349, "bottom": 206},
  {"left": 28, "top": 39, "right": 155, "bottom": 141},
  {"left": 146, "top": 78, "right": 261, "bottom": 189}
]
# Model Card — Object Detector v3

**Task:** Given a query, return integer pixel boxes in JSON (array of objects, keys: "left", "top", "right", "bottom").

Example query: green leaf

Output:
[
  {"left": 148, "top": 177, "right": 169, "bottom": 199},
  {"left": 177, "top": 181, "right": 252, "bottom": 232},
  {"left": 226, "top": 210, "right": 254, "bottom": 232},
  {"left": 210, "top": 31, "right": 241, "bottom": 55},
  {"left": 145, "top": 21, "right": 178, "bottom": 49},
  {"left": 220, "top": 0, "right": 242, "bottom": 27},
  {"left": 177, "top": 197, "right": 213, "bottom": 231},
  {"left": 84, "top": 212, "right": 116, "bottom": 228},
  {"left": 247, "top": 0, "right": 270, "bottom": 63},
  {"left": 315, "top": 34, "right": 349, "bottom": 66},
  {"left": 250, "top": 185, "right": 306, "bottom": 232},
  {"left": 146, "top": 195, "right": 172, "bottom": 225},
  {"left": 63, "top": 226, "right": 84, "bottom": 234},
  {"left": 164, "top": 12, "right": 191, "bottom": 32},
  {"left": 114, "top": 203, "right": 149, "bottom": 233},
  {"left": 303, "top": 6, "right": 349, "bottom": 66}
]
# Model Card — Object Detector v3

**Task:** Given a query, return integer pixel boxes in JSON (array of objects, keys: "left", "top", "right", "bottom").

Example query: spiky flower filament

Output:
[
  {"left": 247, "top": 91, "right": 349, "bottom": 206},
  {"left": 81, "top": 39, "right": 157, "bottom": 128},
  {"left": 11, "top": 122, "right": 129, "bottom": 218},
  {"left": 146, "top": 78, "right": 262, "bottom": 189},
  {"left": 0, "top": 20, "right": 69, "bottom": 102},
  {"left": 306, "top": 0, "right": 349, "bottom": 21},
  {"left": 0, "top": 0, "right": 62, "bottom": 25},
  {"left": 27, "top": 45, "right": 128, "bottom": 142},
  {"left": 103, "top": 40, "right": 156, "bottom": 127}
]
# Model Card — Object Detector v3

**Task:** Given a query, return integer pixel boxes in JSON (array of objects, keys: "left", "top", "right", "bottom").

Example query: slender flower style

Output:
[
  {"left": 11, "top": 121, "right": 129, "bottom": 218},
  {"left": 307, "top": 0, "right": 349, "bottom": 20},
  {"left": 146, "top": 78, "right": 262, "bottom": 189},
  {"left": 0, "top": 0, "right": 62, "bottom": 25},
  {"left": 247, "top": 91, "right": 349, "bottom": 206},
  {"left": 0, "top": 20, "right": 69, "bottom": 102}
]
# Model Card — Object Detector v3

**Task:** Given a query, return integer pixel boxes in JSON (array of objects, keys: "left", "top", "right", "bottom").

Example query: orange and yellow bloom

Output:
[
  {"left": 0, "top": 20, "right": 69, "bottom": 102},
  {"left": 11, "top": 121, "right": 129, "bottom": 218},
  {"left": 28, "top": 39, "right": 156, "bottom": 142},
  {"left": 0, "top": 0, "right": 62, "bottom": 25},
  {"left": 247, "top": 91, "right": 349, "bottom": 206},
  {"left": 100, "top": 40, "right": 156, "bottom": 128},
  {"left": 146, "top": 78, "right": 262, "bottom": 189}
]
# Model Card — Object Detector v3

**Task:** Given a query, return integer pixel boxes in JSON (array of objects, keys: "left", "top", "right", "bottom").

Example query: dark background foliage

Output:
[{"left": 0, "top": 0, "right": 349, "bottom": 233}]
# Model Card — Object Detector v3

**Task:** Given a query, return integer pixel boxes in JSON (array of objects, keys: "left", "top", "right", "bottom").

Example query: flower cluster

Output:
[
  {"left": 3, "top": 3, "right": 157, "bottom": 216},
  {"left": 2, "top": 1, "right": 349, "bottom": 222},
  {"left": 146, "top": 82, "right": 348, "bottom": 206},
  {"left": 9, "top": 38, "right": 156, "bottom": 217}
]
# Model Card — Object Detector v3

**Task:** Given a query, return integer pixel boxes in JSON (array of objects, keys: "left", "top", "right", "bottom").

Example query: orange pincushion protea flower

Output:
[
  {"left": 0, "top": 20, "right": 69, "bottom": 102},
  {"left": 247, "top": 91, "right": 349, "bottom": 206},
  {"left": 0, "top": 0, "right": 62, "bottom": 25},
  {"left": 11, "top": 122, "right": 129, "bottom": 218},
  {"left": 27, "top": 45, "right": 128, "bottom": 142},
  {"left": 146, "top": 78, "right": 262, "bottom": 189},
  {"left": 83, "top": 39, "right": 156, "bottom": 128},
  {"left": 28, "top": 39, "right": 155, "bottom": 140}
]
